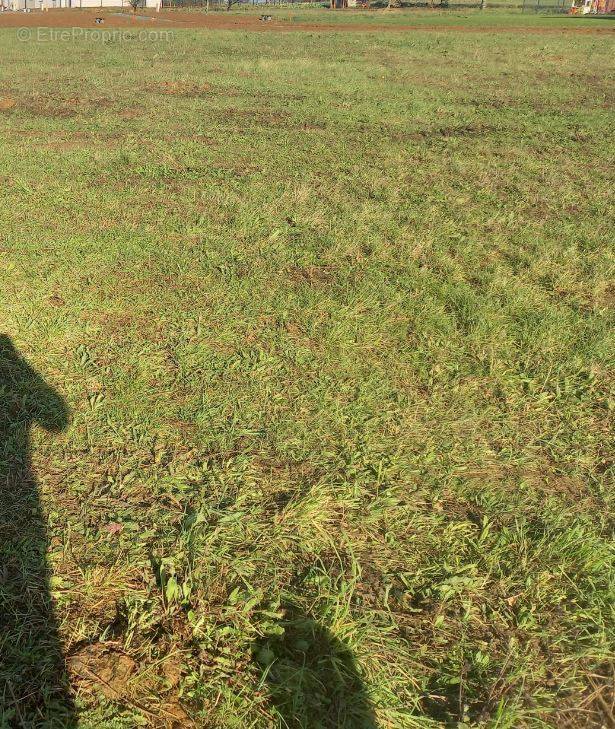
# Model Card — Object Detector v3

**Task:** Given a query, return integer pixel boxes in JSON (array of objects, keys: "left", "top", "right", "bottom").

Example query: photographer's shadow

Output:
[
  {"left": 0, "top": 334, "right": 75, "bottom": 727},
  {"left": 254, "top": 603, "right": 378, "bottom": 729}
]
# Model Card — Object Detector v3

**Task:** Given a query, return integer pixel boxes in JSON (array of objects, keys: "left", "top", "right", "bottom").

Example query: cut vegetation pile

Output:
[{"left": 0, "top": 11, "right": 613, "bottom": 727}]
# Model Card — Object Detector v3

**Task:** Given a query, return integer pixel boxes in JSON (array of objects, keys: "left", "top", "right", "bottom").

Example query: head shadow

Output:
[
  {"left": 0, "top": 334, "right": 75, "bottom": 726},
  {"left": 253, "top": 603, "right": 378, "bottom": 729}
]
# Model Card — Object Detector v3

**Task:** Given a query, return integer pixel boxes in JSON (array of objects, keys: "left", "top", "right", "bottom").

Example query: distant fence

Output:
[
  {"left": 522, "top": 0, "right": 571, "bottom": 11},
  {"left": 162, "top": 0, "right": 323, "bottom": 6},
  {"left": 160, "top": 0, "right": 509, "bottom": 6}
]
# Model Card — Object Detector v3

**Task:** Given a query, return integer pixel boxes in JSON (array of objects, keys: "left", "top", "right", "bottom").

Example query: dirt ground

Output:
[{"left": 0, "top": 8, "right": 613, "bottom": 34}]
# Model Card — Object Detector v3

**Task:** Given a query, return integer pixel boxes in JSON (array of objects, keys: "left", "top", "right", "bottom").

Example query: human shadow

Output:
[
  {"left": 0, "top": 334, "right": 75, "bottom": 727},
  {"left": 254, "top": 604, "right": 378, "bottom": 729}
]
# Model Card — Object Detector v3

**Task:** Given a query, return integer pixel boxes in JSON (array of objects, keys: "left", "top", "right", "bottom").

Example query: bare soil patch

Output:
[{"left": 0, "top": 9, "right": 612, "bottom": 35}]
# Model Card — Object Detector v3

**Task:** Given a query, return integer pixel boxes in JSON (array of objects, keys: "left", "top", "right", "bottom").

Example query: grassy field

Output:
[
  {"left": 224, "top": 5, "right": 615, "bottom": 28},
  {"left": 0, "top": 9, "right": 614, "bottom": 728}
]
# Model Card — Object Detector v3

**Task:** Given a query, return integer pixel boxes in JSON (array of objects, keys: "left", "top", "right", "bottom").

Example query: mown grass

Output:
[
  {"left": 0, "top": 11, "right": 614, "bottom": 728},
  {"left": 203, "top": 5, "right": 615, "bottom": 29}
]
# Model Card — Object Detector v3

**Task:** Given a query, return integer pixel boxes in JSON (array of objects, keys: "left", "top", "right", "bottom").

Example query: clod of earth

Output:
[{"left": 68, "top": 644, "right": 137, "bottom": 699}]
